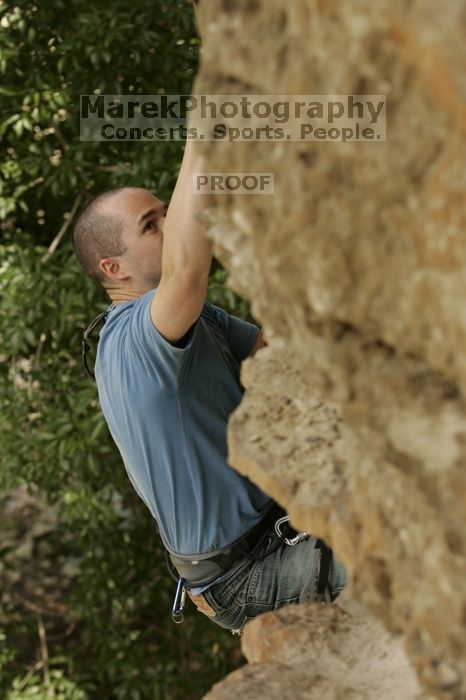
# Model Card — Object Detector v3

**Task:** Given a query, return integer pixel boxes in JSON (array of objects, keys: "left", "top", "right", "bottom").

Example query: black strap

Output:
[
  {"left": 240, "top": 530, "right": 283, "bottom": 561},
  {"left": 315, "top": 539, "right": 332, "bottom": 596},
  {"left": 237, "top": 504, "right": 287, "bottom": 561},
  {"left": 82, "top": 310, "right": 109, "bottom": 380},
  {"left": 163, "top": 543, "right": 182, "bottom": 583}
]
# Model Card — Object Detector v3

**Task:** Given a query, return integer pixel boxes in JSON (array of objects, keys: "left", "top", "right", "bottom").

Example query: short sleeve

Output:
[
  {"left": 127, "top": 290, "right": 201, "bottom": 386},
  {"left": 207, "top": 302, "right": 260, "bottom": 363}
]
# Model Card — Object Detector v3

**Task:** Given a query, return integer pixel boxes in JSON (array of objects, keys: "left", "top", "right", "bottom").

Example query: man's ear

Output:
[{"left": 99, "top": 257, "right": 129, "bottom": 281}]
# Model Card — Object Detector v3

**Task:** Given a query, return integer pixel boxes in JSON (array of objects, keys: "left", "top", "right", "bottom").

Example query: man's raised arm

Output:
[{"left": 150, "top": 137, "right": 214, "bottom": 344}]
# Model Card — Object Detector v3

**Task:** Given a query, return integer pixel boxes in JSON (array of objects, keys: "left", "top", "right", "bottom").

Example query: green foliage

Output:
[
  {"left": 0, "top": 0, "right": 253, "bottom": 697},
  {"left": 7, "top": 667, "right": 87, "bottom": 700},
  {"left": 0, "top": 0, "right": 198, "bottom": 221}
]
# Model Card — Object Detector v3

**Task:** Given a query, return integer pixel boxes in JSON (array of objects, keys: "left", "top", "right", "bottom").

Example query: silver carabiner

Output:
[
  {"left": 274, "top": 516, "right": 310, "bottom": 546},
  {"left": 172, "top": 577, "right": 187, "bottom": 624}
]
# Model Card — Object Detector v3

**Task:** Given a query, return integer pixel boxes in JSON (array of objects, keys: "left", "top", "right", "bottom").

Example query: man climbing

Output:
[{"left": 71, "top": 132, "right": 347, "bottom": 634}]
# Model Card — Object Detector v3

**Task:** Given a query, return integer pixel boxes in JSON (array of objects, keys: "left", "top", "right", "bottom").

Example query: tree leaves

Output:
[{"left": 0, "top": 2, "right": 248, "bottom": 696}]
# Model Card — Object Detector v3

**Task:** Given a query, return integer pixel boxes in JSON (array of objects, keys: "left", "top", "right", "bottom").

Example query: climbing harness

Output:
[
  {"left": 158, "top": 508, "right": 331, "bottom": 625},
  {"left": 272, "top": 519, "right": 331, "bottom": 602}
]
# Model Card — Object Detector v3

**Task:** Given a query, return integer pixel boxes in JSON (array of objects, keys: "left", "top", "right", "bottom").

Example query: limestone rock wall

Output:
[
  {"left": 193, "top": 1, "right": 466, "bottom": 698},
  {"left": 205, "top": 599, "right": 433, "bottom": 700}
]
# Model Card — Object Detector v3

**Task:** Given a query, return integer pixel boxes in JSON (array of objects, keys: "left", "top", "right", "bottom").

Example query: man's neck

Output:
[{"left": 105, "top": 286, "right": 151, "bottom": 306}]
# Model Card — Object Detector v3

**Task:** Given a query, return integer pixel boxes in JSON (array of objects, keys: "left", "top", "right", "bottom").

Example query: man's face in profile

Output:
[{"left": 100, "top": 187, "right": 167, "bottom": 291}]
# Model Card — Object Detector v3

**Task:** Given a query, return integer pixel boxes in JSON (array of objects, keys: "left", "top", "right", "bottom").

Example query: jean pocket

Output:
[
  {"left": 201, "top": 587, "right": 245, "bottom": 630},
  {"left": 205, "top": 555, "right": 257, "bottom": 620},
  {"left": 203, "top": 584, "right": 239, "bottom": 620}
]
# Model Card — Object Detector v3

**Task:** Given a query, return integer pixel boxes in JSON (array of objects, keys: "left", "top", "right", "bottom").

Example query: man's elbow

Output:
[{"left": 248, "top": 328, "right": 267, "bottom": 357}]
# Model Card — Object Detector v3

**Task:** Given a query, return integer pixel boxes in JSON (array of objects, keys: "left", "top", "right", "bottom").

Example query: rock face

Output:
[
  {"left": 193, "top": 0, "right": 466, "bottom": 698},
  {"left": 205, "top": 597, "right": 433, "bottom": 700}
]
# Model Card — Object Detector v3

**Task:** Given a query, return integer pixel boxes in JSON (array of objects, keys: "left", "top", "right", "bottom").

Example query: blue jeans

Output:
[{"left": 197, "top": 527, "right": 348, "bottom": 634}]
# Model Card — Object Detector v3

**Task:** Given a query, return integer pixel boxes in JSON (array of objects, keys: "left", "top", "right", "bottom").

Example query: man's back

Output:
[{"left": 95, "top": 287, "right": 271, "bottom": 557}]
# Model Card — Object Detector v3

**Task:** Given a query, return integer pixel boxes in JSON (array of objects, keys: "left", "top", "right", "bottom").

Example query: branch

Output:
[
  {"left": 33, "top": 331, "right": 48, "bottom": 372},
  {"left": 36, "top": 612, "right": 55, "bottom": 699},
  {"left": 15, "top": 660, "right": 44, "bottom": 692},
  {"left": 41, "top": 192, "right": 83, "bottom": 263},
  {"left": 46, "top": 619, "right": 77, "bottom": 641}
]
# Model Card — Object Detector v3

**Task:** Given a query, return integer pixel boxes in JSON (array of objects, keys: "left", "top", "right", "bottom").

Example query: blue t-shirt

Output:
[{"left": 94, "top": 288, "right": 272, "bottom": 589}]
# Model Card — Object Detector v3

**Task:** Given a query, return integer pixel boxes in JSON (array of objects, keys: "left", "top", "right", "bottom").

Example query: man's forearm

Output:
[
  {"left": 161, "top": 3, "right": 211, "bottom": 283},
  {"left": 162, "top": 138, "right": 214, "bottom": 281}
]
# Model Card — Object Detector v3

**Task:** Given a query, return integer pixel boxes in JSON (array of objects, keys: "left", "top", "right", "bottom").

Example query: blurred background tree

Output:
[{"left": 0, "top": 0, "right": 255, "bottom": 696}]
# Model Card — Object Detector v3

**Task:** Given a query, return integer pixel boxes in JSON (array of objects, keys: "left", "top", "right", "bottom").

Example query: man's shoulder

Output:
[
  {"left": 100, "top": 290, "right": 154, "bottom": 334},
  {"left": 99, "top": 292, "right": 222, "bottom": 359}
]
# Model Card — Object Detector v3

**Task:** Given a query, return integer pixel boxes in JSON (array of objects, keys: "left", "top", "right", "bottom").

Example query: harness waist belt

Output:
[{"left": 168, "top": 502, "right": 286, "bottom": 588}]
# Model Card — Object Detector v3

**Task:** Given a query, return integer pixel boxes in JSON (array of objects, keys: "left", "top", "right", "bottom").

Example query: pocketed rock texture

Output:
[
  {"left": 193, "top": 0, "right": 466, "bottom": 698},
  {"left": 205, "top": 597, "right": 433, "bottom": 700}
]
